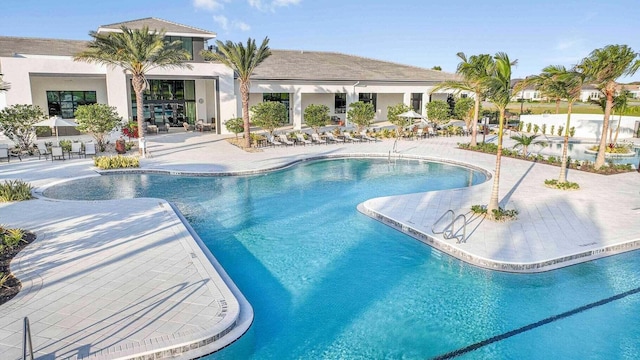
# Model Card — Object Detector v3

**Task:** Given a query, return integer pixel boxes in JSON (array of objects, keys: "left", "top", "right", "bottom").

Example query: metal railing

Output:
[
  {"left": 23, "top": 317, "right": 34, "bottom": 360},
  {"left": 431, "top": 209, "right": 468, "bottom": 244}
]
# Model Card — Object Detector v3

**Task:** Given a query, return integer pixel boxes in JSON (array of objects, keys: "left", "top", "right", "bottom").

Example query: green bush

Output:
[
  {"left": 541, "top": 124, "right": 547, "bottom": 135},
  {"left": 470, "top": 205, "right": 486, "bottom": 214},
  {"left": 533, "top": 124, "right": 540, "bottom": 134},
  {"left": 491, "top": 208, "right": 518, "bottom": 221},
  {"left": 550, "top": 125, "right": 555, "bottom": 135},
  {"left": 3, "top": 228, "right": 24, "bottom": 249},
  {"left": 569, "top": 127, "right": 576, "bottom": 137},
  {"left": 0, "top": 272, "right": 11, "bottom": 289},
  {"left": 545, "top": 179, "right": 580, "bottom": 190},
  {"left": 0, "top": 180, "right": 33, "bottom": 202},
  {"left": 59, "top": 140, "right": 72, "bottom": 152},
  {"left": 526, "top": 123, "right": 532, "bottom": 132},
  {"left": 93, "top": 155, "right": 140, "bottom": 170},
  {"left": 557, "top": 125, "right": 564, "bottom": 136}
]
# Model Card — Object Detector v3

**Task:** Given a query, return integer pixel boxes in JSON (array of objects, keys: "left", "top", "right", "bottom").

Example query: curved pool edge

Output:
[{"left": 358, "top": 201, "right": 640, "bottom": 273}]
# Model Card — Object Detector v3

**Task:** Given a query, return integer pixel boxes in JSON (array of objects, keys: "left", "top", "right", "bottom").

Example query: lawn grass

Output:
[{"left": 483, "top": 100, "right": 640, "bottom": 115}]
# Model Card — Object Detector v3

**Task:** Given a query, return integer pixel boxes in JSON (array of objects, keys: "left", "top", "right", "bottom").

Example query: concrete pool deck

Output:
[{"left": 0, "top": 130, "right": 639, "bottom": 358}]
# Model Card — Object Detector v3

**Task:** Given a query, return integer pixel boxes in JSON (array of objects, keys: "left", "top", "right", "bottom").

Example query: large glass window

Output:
[
  {"left": 263, "top": 93, "right": 290, "bottom": 122},
  {"left": 46, "top": 91, "right": 97, "bottom": 118},
  {"left": 334, "top": 93, "right": 346, "bottom": 114},
  {"left": 166, "top": 36, "right": 194, "bottom": 61},
  {"left": 359, "top": 93, "right": 377, "bottom": 110},
  {"left": 131, "top": 80, "right": 196, "bottom": 125},
  {"left": 410, "top": 93, "right": 422, "bottom": 113}
]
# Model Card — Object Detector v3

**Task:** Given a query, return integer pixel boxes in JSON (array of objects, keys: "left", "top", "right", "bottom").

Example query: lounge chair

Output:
[
  {"left": 85, "top": 142, "right": 97, "bottom": 156},
  {"left": 427, "top": 127, "right": 437, "bottom": 138},
  {"left": 278, "top": 134, "right": 295, "bottom": 146},
  {"left": 51, "top": 146, "right": 65, "bottom": 161},
  {"left": 158, "top": 123, "right": 169, "bottom": 133},
  {"left": 295, "top": 134, "right": 312, "bottom": 145},
  {"left": 360, "top": 131, "right": 377, "bottom": 142},
  {"left": 416, "top": 128, "right": 425, "bottom": 139},
  {"left": 267, "top": 135, "right": 282, "bottom": 147},
  {"left": 324, "top": 133, "right": 344, "bottom": 143},
  {"left": 70, "top": 142, "right": 85, "bottom": 158},
  {"left": 343, "top": 132, "right": 362, "bottom": 143},
  {"left": 36, "top": 143, "right": 50, "bottom": 160},
  {"left": 311, "top": 133, "right": 327, "bottom": 145}
]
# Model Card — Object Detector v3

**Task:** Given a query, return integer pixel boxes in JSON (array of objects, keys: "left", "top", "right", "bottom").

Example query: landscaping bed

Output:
[{"left": 0, "top": 230, "right": 36, "bottom": 306}]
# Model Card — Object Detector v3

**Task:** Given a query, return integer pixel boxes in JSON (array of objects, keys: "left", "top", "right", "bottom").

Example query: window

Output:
[
  {"left": 166, "top": 36, "right": 194, "bottom": 60},
  {"left": 359, "top": 93, "right": 377, "bottom": 110},
  {"left": 46, "top": 91, "right": 97, "bottom": 118},
  {"left": 335, "top": 93, "right": 346, "bottom": 113},
  {"left": 131, "top": 80, "right": 196, "bottom": 124},
  {"left": 410, "top": 93, "right": 422, "bottom": 112}
]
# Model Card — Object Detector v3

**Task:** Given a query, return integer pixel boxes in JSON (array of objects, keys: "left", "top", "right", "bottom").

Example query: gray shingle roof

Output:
[
  {"left": 0, "top": 37, "right": 88, "bottom": 57},
  {"left": 252, "top": 50, "right": 459, "bottom": 82},
  {"left": 99, "top": 17, "right": 216, "bottom": 38}
]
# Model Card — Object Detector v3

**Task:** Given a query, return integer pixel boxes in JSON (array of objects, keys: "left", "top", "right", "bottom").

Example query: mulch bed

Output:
[{"left": 0, "top": 231, "right": 36, "bottom": 306}]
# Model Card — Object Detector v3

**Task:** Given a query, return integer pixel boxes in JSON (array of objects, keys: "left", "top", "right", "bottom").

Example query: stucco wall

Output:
[
  {"left": 520, "top": 114, "right": 640, "bottom": 140},
  {"left": 301, "top": 93, "right": 334, "bottom": 124}
]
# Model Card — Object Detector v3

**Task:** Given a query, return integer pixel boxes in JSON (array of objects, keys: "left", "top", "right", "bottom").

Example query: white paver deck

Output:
[{"left": 0, "top": 129, "right": 639, "bottom": 358}]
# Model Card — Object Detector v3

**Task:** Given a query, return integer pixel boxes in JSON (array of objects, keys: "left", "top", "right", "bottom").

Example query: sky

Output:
[{"left": 2, "top": 0, "right": 639, "bottom": 82}]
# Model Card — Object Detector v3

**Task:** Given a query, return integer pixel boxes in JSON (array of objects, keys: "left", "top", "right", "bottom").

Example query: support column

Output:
[
  {"left": 421, "top": 92, "right": 429, "bottom": 117},
  {"left": 105, "top": 67, "right": 129, "bottom": 121},
  {"left": 403, "top": 92, "right": 411, "bottom": 106},
  {"left": 292, "top": 90, "right": 302, "bottom": 130}
]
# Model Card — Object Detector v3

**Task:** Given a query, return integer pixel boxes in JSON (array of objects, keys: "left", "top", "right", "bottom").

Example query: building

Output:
[{"left": 0, "top": 18, "right": 458, "bottom": 134}]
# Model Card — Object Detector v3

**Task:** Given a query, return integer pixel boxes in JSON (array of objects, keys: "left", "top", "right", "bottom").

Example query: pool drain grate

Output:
[{"left": 432, "top": 285, "right": 640, "bottom": 359}]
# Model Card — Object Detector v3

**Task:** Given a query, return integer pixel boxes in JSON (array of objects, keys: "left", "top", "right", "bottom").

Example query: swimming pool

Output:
[{"left": 43, "top": 158, "right": 640, "bottom": 359}]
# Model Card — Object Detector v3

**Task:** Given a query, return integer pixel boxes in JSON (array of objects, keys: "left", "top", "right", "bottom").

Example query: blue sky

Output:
[{"left": 2, "top": 0, "right": 639, "bottom": 82}]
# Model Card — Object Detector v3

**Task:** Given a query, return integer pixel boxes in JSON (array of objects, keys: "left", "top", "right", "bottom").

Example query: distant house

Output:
[
  {"left": 0, "top": 17, "right": 461, "bottom": 134},
  {"left": 616, "top": 83, "right": 640, "bottom": 99},
  {"left": 511, "top": 79, "right": 543, "bottom": 101}
]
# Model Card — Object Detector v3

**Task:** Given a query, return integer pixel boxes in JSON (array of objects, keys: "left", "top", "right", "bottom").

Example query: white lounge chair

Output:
[
  {"left": 311, "top": 133, "right": 327, "bottom": 145},
  {"left": 278, "top": 134, "right": 295, "bottom": 146},
  {"left": 427, "top": 127, "right": 437, "bottom": 137},
  {"left": 36, "top": 143, "right": 50, "bottom": 160},
  {"left": 51, "top": 146, "right": 65, "bottom": 161},
  {"left": 85, "top": 142, "right": 97, "bottom": 156},
  {"left": 295, "top": 134, "right": 312, "bottom": 145},
  {"left": 267, "top": 135, "right": 282, "bottom": 147},
  {"left": 70, "top": 142, "right": 85, "bottom": 158},
  {"left": 360, "top": 131, "right": 377, "bottom": 142},
  {"left": 343, "top": 132, "right": 362, "bottom": 143},
  {"left": 324, "top": 133, "right": 344, "bottom": 143}
]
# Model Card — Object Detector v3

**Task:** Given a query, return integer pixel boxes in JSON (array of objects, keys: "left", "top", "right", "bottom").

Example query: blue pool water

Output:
[
  {"left": 535, "top": 142, "right": 640, "bottom": 165},
  {"left": 43, "top": 158, "right": 640, "bottom": 359}
]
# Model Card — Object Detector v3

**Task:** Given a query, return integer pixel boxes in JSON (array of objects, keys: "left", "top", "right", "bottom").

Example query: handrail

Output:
[
  {"left": 23, "top": 317, "right": 34, "bottom": 360},
  {"left": 432, "top": 210, "right": 468, "bottom": 244}
]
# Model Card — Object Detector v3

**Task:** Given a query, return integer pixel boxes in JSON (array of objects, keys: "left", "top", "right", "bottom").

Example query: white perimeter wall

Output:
[{"left": 520, "top": 114, "right": 640, "bottom": 140}]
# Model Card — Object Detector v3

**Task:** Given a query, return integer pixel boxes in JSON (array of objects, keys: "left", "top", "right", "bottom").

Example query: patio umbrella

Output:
[
  {"left": 397, "top": 110, "right": 429, "bottom": 126},
  {"left": 34, "top": 116, "right": 79, "bottom": 143}
]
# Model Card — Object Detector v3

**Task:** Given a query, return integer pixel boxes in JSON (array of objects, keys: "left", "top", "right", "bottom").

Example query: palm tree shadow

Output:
[{"left": 499, "top": 161, "right": 536, "bottom": 208}]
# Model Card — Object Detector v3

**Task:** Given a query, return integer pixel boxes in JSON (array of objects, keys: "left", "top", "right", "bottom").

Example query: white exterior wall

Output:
[
  {"left": 520, "top": 114, "right": 640, "bottom": 140},
  {"left": 375, "top": 93, "right": 404, "bottom": 121},
  {"left": 30, "top": 76, "right": 108, "bottom": 116},
  {"left": 301, "top": 93, "right": 334, "bottom": 125}
]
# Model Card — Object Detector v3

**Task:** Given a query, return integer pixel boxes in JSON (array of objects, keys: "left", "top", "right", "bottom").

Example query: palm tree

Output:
[
  {"left": 484, "top": 52, "right": 517, "bottom": 217},
  {"left": 612, "top": 89, "right": 631, "bottom": 145},
  {"left": 431, "top": 53, "right": 494, "bottom": 147},
  {"left": 74, "top": 26, "right": 192, "bottom": 158},
  {"left": 511, "top": 133, "right": 547, "bottom": 158},
  {"left": 201, "top": 38, "right": 271, "bottom": 149},
  {"left": 578, "top": 45, "right": 640, "bottom": 169}
]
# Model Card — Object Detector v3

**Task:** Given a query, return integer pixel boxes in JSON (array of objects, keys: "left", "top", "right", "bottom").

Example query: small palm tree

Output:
[
  {"left": 75, "top": 26, "right": 192, "bottom": 158},
  {"left": 202, "top": 38, "right": 271, "bottom": 149},
  {"left": 578, "top": 45, "right": 640, "bottom": 169},
  {"left": 431, "top": 53, "right": 494, "bottom": 147},
  {"left": 484, "top": 52, "right": 517, "bottom": 217},
  {"left": 511, "top": 133, "right": 547, "bottom": 158},
  {"left": 612, "top": 89, "right": 631, "bottom": 144}
]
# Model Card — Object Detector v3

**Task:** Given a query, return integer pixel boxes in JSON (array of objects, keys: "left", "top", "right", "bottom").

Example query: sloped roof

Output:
[
  {"left": 252, "top": 50, "right": 459, "bottom": 82},
  {"left": 99, "top": 17, "right": 216, "bottom": 39},
  {"left": 0, "top": 36, "right": 88, "bottom": 57}
]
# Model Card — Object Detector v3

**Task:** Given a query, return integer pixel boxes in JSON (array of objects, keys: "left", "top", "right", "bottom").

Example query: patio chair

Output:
[
  {"left": 85, "top": 142, "right": 97, "bottom": 156},
  {"left": 415, "top": 128, "right": 426, "bottom": 139},
  {"left": 36, "top": 143, "right": 50, "bottom": 160},
  {"left": 278, "top": 134, "right": 295, "bottom": 146},
  {"left": 158, "top": 123, "right": 169, "bottom": 133},
  {"left": 360, "top": 131, "right": 377, "bottom": 142},
  {"left": 295, "top": 134, "right": 312, "bottom": 145},
  {"left": 51, "top": 146, "right": 65, "bottom": 161},
  {"left": 311, "top": 133, "right": 327, "bottom": 145},
  {"left": 427, "top": 127, "right": 437, "bottom": 138},
  {"left": 324, "top": 133, "right": 345, "bottom": 143},
  {"left": 343, "top": 132, "right": 362, "bottom": 143},
  {"left": 267, "top": 135, "right": 282, "bottom": 147},
  {"left": 70, "top": 142, "right": 85, "bottom": 158}
]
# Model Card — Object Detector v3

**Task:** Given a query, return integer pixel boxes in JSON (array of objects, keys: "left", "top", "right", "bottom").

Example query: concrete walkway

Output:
[{"left": 0, "top": 130, "right": 639, "bottom": 358}]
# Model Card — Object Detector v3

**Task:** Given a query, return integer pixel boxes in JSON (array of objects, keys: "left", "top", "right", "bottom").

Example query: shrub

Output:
[
  {"left": 557, "top": 125, "right": 564, "bottom": 136},
  {"left": 225, "top": 117, "right": 244, "bottom": 139},
  {"left": 93, "top": 155, "right": 140, "bottom": 170},
  {"left": 550, "top": 125, "right": 555, "bottom": 135},
  {"left": 0, "top": 180, "right": 33, "bottom": 202},
  {"left": 544, "top": 179, "right": 580, "bottom": 190},
  {"left": 304, "top": 104, "right": 331, "bottom": 133},
  {"left": 3, "top": 228, "right": 24, "bottom": 249},
  {"left": 75, "top": 104, "right": 122, "bottom": 152},
  {"left": 526, "top": 123, "right": 532, "bottom": 132},
  {"left": 0, "top": 273, "right": 12, "bottom": 289},
  {"left": 59, "top": 139, "right": 72, "bottom": 152},
  {"left": 470, "top": 205, "right": 486, "bottom": 214},
  {"left": 491, "top": 208, "right": 518, "bottom": 221},
  {"left": 569, "top": 127, "right": 576, "bottom": 137},
  {"left": 518, "top": 122, "right": 524, "bottom": 131}
]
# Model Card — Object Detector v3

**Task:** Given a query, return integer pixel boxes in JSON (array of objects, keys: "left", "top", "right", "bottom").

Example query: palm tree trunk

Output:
[
  {"left": 555, "top": 98, "right": 560, "bottom": 114},
  {"left": 132, "top": 75, "right": 146, "bottom": 158},
  {"left": 559, "top": 102, "right": 572, "bottom": 182},
  {"left": 240, "top": 80, "right": 251, "bottom": 148},
  {"left": 471, "top": 94, "right": 480, "bottom": 147},
  {"left": 613, "top": 113, "right": 623, "bottom": 145},
  {"left": 595, "top": 91, "right": 614, "bottom": 169},
  {"left": 487, "top": 109, "right": 505, "bottom": 216}
]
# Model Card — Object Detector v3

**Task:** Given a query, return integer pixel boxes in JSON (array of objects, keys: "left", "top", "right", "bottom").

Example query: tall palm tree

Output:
[
  {"left": 74, "top": 26, "right": 192, "bottom": 158},
  {"left": 484, "top": 52, "right": 517, "bottom": 217},
  {"left": 511, "top": 133, "right": 547, "bottom": 158},
  {"left": 578, "top": 45, "right": 640, "bottom": 169},
  {"left": 201, "top": 38, "right": 271, "bottom": 149},
  {"left": 612, "top": 89, "right": 630, "bottom": 145},
  {"left": 431, "top": 53, "right": 494, "bottom": 147}
]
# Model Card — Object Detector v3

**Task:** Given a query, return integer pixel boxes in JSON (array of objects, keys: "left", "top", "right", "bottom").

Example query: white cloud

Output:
[
  {"left": 213, "top": 15, "right": 229, "bottom": 30},
  {"left": 234, "top": 21, "right": 251, "bottom": 31},
  {"left": 193, "top": 0, "right": 227, "bottom": 11},
  {"left": 248, "top": 0, "right": 300, "bottom": 11}
]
